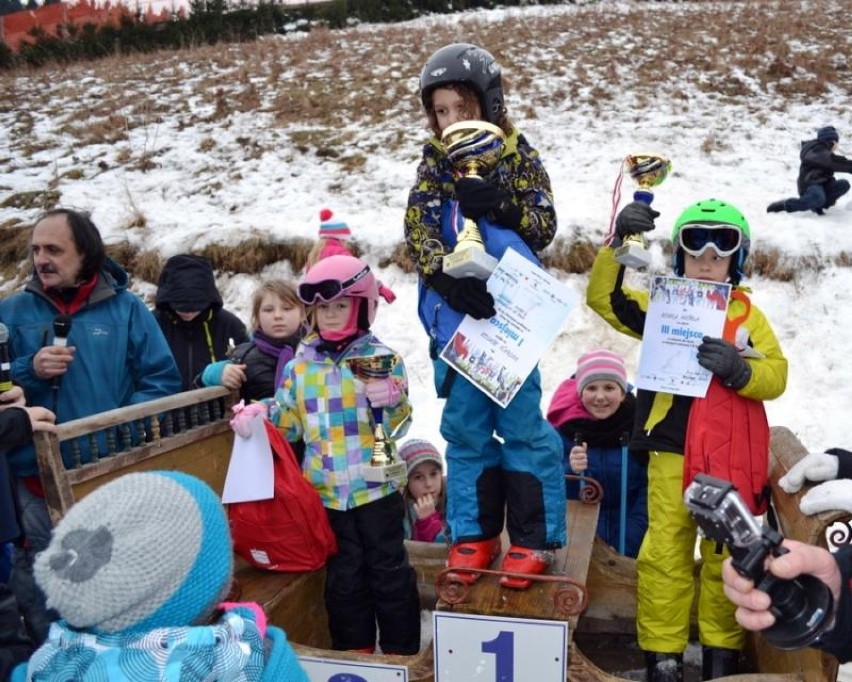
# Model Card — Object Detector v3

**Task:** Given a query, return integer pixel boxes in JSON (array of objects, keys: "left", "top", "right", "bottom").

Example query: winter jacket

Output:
[
  {"left": 404, "top": 128, "right": 556, "bottom": 279},
  {"left": 797, "top": 138, "right": 852, "bottom": 194},
  {"left": 403, "top": 496, "right": 447, "bottom": 543},
  {"left": 12, "top": 605, "right": 309, "bottom": 681},
  {"left": 0, "top": 408, "right": 33, "bottom": 544},
  {"left": 203, "top": 337, "right": 296, "bottom": 403},
  {"left": 154, "top": 255, "right": 249, "bottom": 391},
  {"left": 0, "top": 260, "right": 182, "bottom": 477},
  {"left": 586, "top": 247, "right": 787, "bottom": 455},
  {"left": 547, "top": 378, "right": 648, "bottom": 557},
  {"left": 270, "top": 332, "right": 411, "bottom": 511}
]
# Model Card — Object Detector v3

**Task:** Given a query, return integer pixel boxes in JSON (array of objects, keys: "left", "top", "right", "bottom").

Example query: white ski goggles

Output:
[{"left": 678, "top": 223, "right": 742, "bottom": 258}]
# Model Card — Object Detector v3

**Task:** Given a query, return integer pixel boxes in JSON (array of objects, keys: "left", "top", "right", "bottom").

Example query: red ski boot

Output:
[
  {"left": 498, "top": 545, "right": 553, "bottom": 589},
  {"left": 446, "top": 537, "right": 502, "bottom": 584}
]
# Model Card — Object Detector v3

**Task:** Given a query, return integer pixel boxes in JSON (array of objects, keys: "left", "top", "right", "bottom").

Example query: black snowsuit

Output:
[{"left": 153, "top": 255, "right": 249, "bottom": 391}]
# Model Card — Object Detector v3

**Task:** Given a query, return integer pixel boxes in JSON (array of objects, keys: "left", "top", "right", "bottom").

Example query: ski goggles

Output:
[
  {"left": 298, "top": 264, "right": 371, "bottom": 304},
  {"left": 677, "top": 224, "right": 742, "bottom": 258}
]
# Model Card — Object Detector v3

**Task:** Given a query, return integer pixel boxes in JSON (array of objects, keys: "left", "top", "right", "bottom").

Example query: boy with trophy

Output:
[
  {"left": 242, "top": 254, "right": 421, "bottom": 656},
  {"left": 404, "top": 43, "right": 566, "bottom": 589},
  {"left": 587, "top": 198, "right": 787, "bottom": 681}
]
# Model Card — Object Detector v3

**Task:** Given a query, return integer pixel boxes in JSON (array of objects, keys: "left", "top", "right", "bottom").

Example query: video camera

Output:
[{"left": 684, "top": 474, "right": 834, "bottom": 650}]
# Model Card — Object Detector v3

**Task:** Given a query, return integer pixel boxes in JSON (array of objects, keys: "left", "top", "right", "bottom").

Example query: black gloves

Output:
[
  {"left": 697, "top": 336, "right": 751, "bottom": 390},
  {"left": 614, "top": 200, "right": 660, "bottom": 244},
  {"left": 427, "top": 271, "right": 496, "bottom": 320},
  {"left": 455, "top": 177, "right": 522, "bottom": 230}
]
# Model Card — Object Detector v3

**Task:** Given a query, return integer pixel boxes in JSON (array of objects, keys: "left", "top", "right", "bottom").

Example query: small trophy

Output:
[
  {"left": 614, "top": 153, "right": 672, "bottom": 270},
  {"left": 346, "top": 354, "right": 408, "bottom": 484},
  {"left": 441, "top": 120, "right": 506, "bottom": 280}
]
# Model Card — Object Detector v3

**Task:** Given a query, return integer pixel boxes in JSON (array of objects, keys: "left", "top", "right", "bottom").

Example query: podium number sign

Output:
[
  {"left": 434, "top": 612, "right": 568, "bottom": 681},
  {"left": 299, "top": 656, "right": 408, "bottom": 682}
]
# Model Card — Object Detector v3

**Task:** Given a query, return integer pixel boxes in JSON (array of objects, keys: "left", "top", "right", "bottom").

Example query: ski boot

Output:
[
  {"left": 766, "top": 200, "right": 787, "bottom": 213},
  {"left": 701, "top": 646, "right": 740, "bottom": 680},
  {"left": 446, "top": 537, "right": 502, "bottom": 584},
  {"left": 644, "top": 651, "right": 684, "bottom": 682},
  {"left": 498, "top": 545, "right": 553, "bottom": 589}
]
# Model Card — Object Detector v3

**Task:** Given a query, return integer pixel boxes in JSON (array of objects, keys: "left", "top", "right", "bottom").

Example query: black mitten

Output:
[
  {"left": 455, "top": 177, "right": 504, "bottom": 219},
  {"left": 428, "top": 271, "right": 496, "bottom": 320},
  {"left": 696, "top": 336, "right": 751, "bottom": 390},
  {"left": 614, "top": 200, "right": 660, "bottom": 242}
]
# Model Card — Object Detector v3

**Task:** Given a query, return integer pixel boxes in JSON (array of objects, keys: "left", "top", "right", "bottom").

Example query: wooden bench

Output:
[
  {"left": 435, "top": 496, "right": 600, "bottom": 630},
  {"left": 33, "top": 386, "right": 331, "bottom": 648}
]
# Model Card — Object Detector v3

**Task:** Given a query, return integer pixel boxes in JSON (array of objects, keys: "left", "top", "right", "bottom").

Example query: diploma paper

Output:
[
  {"left": 440, "top": 249, "right": 577, "bottom": 407},
  {"left": 222, "top": 415, "right": 275, "bottom": 504},
  {"left": 636, "top": 276, "right": 731, "bottom": 398}
]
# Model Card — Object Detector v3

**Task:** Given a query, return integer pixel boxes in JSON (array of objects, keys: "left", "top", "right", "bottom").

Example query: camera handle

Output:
[{"left": 687, "top": 474, "right": 834, "bottom": 650}]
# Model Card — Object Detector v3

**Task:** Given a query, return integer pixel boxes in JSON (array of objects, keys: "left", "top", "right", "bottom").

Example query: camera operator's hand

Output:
[
  {"left": 779, "top": 452, "right": 840, "bottom": 493},
  {"left": 722, "top": 539, "right": 841, "bottom": 633},
  {"left": 613, "top": 200, "right": 660, "bottom": 246},
  {"left": 454, "top": 177, "right": 522, "bottom": 230},
  {"left": 427, "top": 271, "right": 496, "bottom": 320},
  {"left": 697, "top": 336, "right": 751, "bottom": 390}
]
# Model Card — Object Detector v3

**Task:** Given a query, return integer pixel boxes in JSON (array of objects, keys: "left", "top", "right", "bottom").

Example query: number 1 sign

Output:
[{"left": 433, "top": 612, "right": 568, "bottom": 681}]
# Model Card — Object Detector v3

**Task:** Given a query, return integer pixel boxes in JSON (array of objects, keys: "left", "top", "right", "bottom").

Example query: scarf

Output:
[{"left": 252, "top": 330, "right": 299, "bottom": 387}]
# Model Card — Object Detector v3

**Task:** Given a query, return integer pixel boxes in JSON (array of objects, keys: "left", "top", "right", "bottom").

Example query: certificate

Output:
[
  {"left": 440, "top": 249, "right": 577, "bottom": 407},
  {"left": 636, "top": 276, "right": 730, "bottom": 398}
]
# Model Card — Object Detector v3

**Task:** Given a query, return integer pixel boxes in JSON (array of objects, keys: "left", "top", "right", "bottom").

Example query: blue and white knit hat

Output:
[
  {"left": 35, "top": 471, "right": 233, "bottom": 635},
  {"left": 318, "top": 208, "right": 352, "bottom": 240},
  {"left": 817, "top": 126, "right": 839, "bottom": 144}
]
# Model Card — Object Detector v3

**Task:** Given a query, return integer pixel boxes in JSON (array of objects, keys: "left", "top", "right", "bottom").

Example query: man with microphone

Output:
[{"left": 0, "top": 208, "right": 180, "bottom": 643}]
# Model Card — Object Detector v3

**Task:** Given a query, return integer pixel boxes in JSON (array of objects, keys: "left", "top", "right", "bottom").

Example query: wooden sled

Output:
[{"left": 33, "top": 388, "right": 846, "bottom": 681}]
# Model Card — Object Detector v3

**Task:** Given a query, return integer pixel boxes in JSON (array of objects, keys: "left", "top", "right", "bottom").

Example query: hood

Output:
[{"left": 155, "top": 254, "right": 222, "bottom": 313}]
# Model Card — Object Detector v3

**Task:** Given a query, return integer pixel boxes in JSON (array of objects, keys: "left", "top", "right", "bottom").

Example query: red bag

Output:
[
  {"left": 229, "top": 421, "right": 337, "bottom": 571},
  {"left": 682, "top": 290, "right": 770, "bottom": 515}
]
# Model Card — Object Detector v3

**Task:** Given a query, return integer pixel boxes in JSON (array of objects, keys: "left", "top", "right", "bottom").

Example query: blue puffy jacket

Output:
[{"left": 0, "top": 260, "right": 181, "bottom": 477}]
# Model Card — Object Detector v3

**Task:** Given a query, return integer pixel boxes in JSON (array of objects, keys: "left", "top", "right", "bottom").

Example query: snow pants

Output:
[
  {"left": 436, "top": 361, "right": 566, "bottom": 550},
  {"left": 636, "top": 451, "right": 744, "bottom": 653},
  {"left": 324, "top": 493, "right": 420, "bottom": 654},
  {"left": 787, "top": 179, "right": 850, "bottom": 212}
]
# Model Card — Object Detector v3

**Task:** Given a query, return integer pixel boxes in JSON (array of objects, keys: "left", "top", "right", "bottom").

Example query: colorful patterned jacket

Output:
[
  {"left": 404, "top": 128, "right": 556, "bottom": 278},
  {"left": 270, "top": 332, "right": 411, "bottom": 511}
]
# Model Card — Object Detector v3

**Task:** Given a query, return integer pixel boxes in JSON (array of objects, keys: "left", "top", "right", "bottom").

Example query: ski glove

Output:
[
  {"left": 364, "top": 377, "right": 403, "bottom": 408},
  {"left": 799, "top": 480, "right": 852, "bottom": 516},
  {"left": 428, "top": 271, "right": 496, "bottom": 320},
  {"left": 230, "top": 399, "right": 267, "bottom": 438},
  {"left": 696, "top": 336, "right": 751, "bottom": 390},
  {"left": 614, "top": 200, "right": 660, "bottom": 241},
  {"left": 779, "top": 452, "right": 840, "bottom": 493},
  {"left": 454, "top": 177, "right": 522, "bottom": 230}
]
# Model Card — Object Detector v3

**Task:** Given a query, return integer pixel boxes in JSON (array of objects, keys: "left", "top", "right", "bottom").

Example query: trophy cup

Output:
[
  {"left": 441, "top": 120, "right": 507, "bottom": 280},
  {"left": 346, "top": 354, "right": 408, "bottom": 484},
  {"left": 614, "top": 153, "right": 672, "bottom": 270}
]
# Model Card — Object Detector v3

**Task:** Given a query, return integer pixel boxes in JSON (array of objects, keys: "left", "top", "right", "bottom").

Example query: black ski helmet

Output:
[{"left": 419, "top": 43, "right": 504, "bottom": 125}]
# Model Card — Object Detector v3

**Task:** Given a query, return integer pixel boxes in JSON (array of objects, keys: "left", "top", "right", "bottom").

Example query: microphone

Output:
[
  {"left": 51, "top": 315, "right": 72, "bottom": 413},
  {"left": 53, "top": 315, "right": 72, "bottom": 348},
  {"left": 0, "top": 323, "right": 13, "bottom": 393}
]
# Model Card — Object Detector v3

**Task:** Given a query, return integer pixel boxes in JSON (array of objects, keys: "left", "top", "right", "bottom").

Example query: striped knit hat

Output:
[
  {"left": 318, "top": 208, "right": 352, "bottom": 240},
  {"left": 575, "top": 349, "right": 628, "bottom": 395},
  {"left": 35, "top": 471, "right": 232, "bottom": 635},
  {"left": 399, "top": 439, "right": 443, "bottom": 475}
]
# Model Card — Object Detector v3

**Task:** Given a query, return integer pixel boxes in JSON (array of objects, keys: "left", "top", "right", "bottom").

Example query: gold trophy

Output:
[
  {"left": 614, "top": 153, "right": 672, "bottom": 270},
  {"left": 441, "top": 120, "right": 506, "bottom": 279},
  {"left": 346, "top": 354, "right": 408, "bottom": 484}
]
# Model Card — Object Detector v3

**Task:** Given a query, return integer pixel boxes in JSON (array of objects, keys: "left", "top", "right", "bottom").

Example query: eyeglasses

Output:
[
  {"left": 298, "top": 265, "right": 371, "bottom": 304},
  {"left": 678, "top": 224, "right": 742, "bottom": 258}
]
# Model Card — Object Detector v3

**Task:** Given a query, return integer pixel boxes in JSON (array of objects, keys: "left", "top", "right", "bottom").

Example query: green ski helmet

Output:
[{"left": 671, "top": 199, "right": 751, "bottom": 285}]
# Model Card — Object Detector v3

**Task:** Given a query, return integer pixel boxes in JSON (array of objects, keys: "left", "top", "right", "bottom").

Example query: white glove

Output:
[
  {"left": 778, "top": 452, "right": 839, "bottom": 493},
  {"left": 799, "top": 479, "right": 852, "bottom": 515}
]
